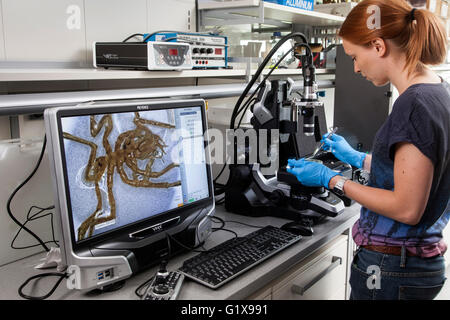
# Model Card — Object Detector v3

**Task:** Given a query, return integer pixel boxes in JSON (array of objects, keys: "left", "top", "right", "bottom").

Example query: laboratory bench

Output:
[{"left": 0, "top": 203, "right": 360, "bottom": 300}]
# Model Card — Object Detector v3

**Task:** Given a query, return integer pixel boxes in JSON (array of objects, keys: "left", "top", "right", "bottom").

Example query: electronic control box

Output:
[
  {"left": 93, "top": 41, "right": 192, "bottom": 70},
  {"left": 145, "top": 32, "right": 227, "bottom": 69}
]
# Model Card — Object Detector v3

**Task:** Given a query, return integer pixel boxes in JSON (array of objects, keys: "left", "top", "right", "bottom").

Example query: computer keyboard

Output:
[{"left": 178, "top": 225, "right": 302, "bottom": 289}]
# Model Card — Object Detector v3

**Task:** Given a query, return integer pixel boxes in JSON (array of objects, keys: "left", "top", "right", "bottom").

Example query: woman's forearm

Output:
[
  {"left": 341, "top": 180, "right": 417, "bottom": 225},
  {"left": 328, "top": 176, "right": 421, "bottom": 225}
]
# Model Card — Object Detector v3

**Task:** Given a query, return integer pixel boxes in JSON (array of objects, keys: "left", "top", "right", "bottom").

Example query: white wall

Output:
[{"left": 0, "top": 0, "right": 196, "bottom": 64}]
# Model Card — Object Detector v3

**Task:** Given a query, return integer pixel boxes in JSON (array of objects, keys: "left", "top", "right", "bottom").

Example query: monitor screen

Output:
[{"left": 58, "top": 104, "right": 210, "bottom": 243}]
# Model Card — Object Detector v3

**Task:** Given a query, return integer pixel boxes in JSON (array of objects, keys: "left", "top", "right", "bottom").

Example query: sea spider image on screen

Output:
[{"left": 62, "top": 111, "right": 182, "bottom": 241}]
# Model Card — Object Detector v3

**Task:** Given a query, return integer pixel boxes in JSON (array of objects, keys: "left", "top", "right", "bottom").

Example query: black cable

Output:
[
  {"left": 18, "top": 272, "right": 68, "bottom": 300},
  {"left": 122, "top": 33, "right": 144, "bottom": 42},
  {"left": 211, "top": 227, "right": 238, "bottom": 238},
  {"left": 165, "top": 232, "right": 172, "bottom": 258},
  {"left": 233, "top": 50, "right": 290, "bottom": 128},
  {"left": 195, "top": 0, "right": 199, "bottom": 32},
  {"left": 230, "top": 32, "right": 309, "bottom": 131},
  {"left": 212, "top": 95, "right": 259, "bottom": 189},
  {"left": 236, "top": 47, "right": 295, "bottom": 129},
  {"left": 11, "top": 205, "right": 59, "bottom": 250},
  {"left": 222, "top": 220, "right": 265, "bottom": 229},
  {"left": 236, "top": 97, "right": 257, "bottom": 129},
  {"left": 206, "top": 216, "right": 232, "bottom": 236},
  {"left": 209, "top": 215, "right": 263, "bottom": 231},
  {"left": 214, "top": 193, "right": 225, "bottom": 204},
  {"left": 215, "top": 198, "right": 225, "bottom": 205},
  {"left": 162, "top": 37, "right": 178, "bottom": 42},
  {"left": 135, "top": 276, "right": 154, "bottom": 299},
  {"left": 7, "top": 135, "right": 50, "bottom": 252},
  {"left": 208, "top": 215, "right": 225, "bottom": 229}
]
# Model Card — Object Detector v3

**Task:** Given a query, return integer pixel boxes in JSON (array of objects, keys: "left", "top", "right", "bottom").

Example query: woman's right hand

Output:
[{"left": 321, "top": 133, "right": 367, "bottom": 169}]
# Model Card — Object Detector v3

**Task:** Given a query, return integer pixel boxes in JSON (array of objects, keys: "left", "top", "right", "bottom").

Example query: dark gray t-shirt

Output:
[{"left": 352, "top": 79, "right": 450, "bottom": 257}]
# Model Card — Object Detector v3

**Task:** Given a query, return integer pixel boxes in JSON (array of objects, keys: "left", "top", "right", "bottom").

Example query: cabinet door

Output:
[
  {"left": 2, "top": 0, "right": 86, "bottom": 63},
  {"left": 247, "top": 287, "right": 272, "bottom": 300},
  {"left": 84, "top": 0, "right": 148, "bottom": 62},
  {"left": 272, "top": 235, "right": 348, "bottom": 300},
  {"left": 0, "top": 1, "right": 5, "bottom": 60},
  {"left": 147, "top": 0, "right": 195, "bottom": 32}
]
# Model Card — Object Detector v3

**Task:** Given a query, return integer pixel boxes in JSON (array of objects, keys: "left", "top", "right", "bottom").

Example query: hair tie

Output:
[{"left": 410, "top": 8, "right": 417, "bottom": 21}]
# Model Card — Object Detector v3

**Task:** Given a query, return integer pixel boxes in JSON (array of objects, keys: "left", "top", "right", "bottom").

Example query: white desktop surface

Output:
[{"left": 0, "top": 203, "right": 360, "bottom": 300}]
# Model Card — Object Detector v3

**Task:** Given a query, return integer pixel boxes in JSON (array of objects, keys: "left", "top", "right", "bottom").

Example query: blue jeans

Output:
[{"left": 349, "top": 247, "right": 447, "bottom": 300}]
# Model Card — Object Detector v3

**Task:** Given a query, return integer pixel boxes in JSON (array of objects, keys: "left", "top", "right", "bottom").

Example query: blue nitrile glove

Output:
[
  {"left": 321, "top": 133, "right": 366, "bottom": 169},
  {"left": 287, "top": 158, "right": 340, "bottom": 188}
]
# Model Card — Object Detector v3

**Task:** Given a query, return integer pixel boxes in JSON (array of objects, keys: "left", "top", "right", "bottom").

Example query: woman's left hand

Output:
[{"left": 287, "top": 158, "right": 340, "bottom": 188}]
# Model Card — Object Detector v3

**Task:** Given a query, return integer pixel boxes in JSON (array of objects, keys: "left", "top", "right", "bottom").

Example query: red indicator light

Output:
[
  {"left": 215, "top": 48, "right": 222, "bottom": 55},
  {"left": 169, "top": 49, "right": 178, "bottom": 56}
]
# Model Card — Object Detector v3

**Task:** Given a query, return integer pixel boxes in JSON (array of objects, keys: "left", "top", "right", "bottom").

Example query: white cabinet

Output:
[
  {"left": 0, "top": 1, "right": 5, "bottom": 61},
  {"left": 247, "top": 287, "right": 272, "bottom": 300},
  {"left": 148, "top": 0, "right": 196, "bottom": 32},
  {"left": 248, "top": 233, "right": 349, "bottom": 300},
  {"left": 272, "top": 234, "right": 348, "bottom": 300},
  {"left": 84, "top": 0, "right": 148, "bottom": 61},
  {"left": 2, "top": 0, "right": 86, "bottom": 63}
]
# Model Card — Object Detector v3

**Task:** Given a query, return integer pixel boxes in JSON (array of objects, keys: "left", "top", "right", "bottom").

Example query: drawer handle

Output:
[{"left": 291, "top": 256, "right": 342, "bottom": 296}]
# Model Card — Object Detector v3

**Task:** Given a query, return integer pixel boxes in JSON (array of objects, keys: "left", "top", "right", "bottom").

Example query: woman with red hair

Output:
[{"left": 287, "top": 0, "right": 450, "bottom": 299}]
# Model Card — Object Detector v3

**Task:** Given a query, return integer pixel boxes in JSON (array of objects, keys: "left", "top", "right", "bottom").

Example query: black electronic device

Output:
[
  {"left": 225, "top": 79, "right": 352, "bottom": 221},
  {"left": 281, "top": 221, "right": 314, "bottom": 237},
  {"left": 178, "top": 225, "right": 301, "bottom": 289},
  {"left": 222, "top": 32, "right": 364, "bottom": 224},
  {"left": 141, "top": 261, "right": 185, "bottom": 300},
  {"left": 44, "top": 98, "right": 214, "bottom": 292},
  {"left": 93, "top": 41, "right": 192, "bottom": 70}
]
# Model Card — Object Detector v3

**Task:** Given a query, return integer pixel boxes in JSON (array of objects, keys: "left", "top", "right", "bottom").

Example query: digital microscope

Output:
[{"left": 219, "top": 33, "right": 365, "bottom": 226}]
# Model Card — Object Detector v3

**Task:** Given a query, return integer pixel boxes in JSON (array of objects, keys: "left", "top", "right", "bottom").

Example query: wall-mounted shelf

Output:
[
  {"left": 0, "top": 67, "right": 335, "bottom": 82},
  {"left": 199, "top": 0, "right": 345, "bottom": 28},
  {"left": 0, "top": 68, "right": 247, "bottom": 82}
]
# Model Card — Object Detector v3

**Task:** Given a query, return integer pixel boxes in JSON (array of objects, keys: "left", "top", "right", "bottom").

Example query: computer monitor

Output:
[{"left": 44, "top": 98, "right": 214, "bottom": 291}]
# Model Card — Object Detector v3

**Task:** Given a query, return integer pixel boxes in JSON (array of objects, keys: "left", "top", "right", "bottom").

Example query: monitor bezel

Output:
[{"left": 54, "top": 99, "right": 213, "bottom": 251}]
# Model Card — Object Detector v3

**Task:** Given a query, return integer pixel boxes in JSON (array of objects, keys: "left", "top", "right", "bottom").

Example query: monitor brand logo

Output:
[
  {"left": 103, "top": 53, "right": 119, "bottom": 60},
  {"left": 152, "top": 224, "right": 163, "bottom": 232},
  {"left": 137, "top": 105, "right": 149, "bottom": 110}
]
